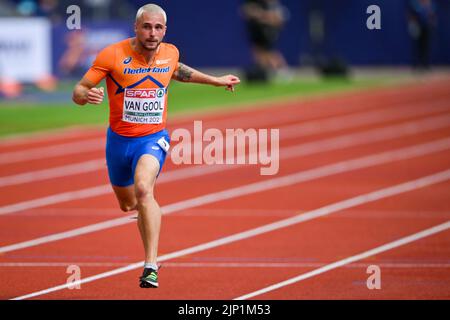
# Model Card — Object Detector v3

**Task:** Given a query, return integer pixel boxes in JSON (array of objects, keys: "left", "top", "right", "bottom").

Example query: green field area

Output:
[{"left": 0, "top": 76, "right": 398, "bottom": 138}]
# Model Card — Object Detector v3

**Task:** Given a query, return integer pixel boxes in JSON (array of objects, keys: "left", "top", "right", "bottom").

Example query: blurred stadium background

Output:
[{"left": 0, "top": 0, "right": 449, "bottom": 137}]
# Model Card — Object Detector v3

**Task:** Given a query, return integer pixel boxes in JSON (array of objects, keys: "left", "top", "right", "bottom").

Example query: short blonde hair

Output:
[{"left": 136, "top": 4, "right": 167, "bottom": 24}]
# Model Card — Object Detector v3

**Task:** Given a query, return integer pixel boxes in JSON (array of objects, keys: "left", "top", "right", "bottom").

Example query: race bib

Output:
[{"left": 123, "top": 88, "right": 166, "bottom": 124}]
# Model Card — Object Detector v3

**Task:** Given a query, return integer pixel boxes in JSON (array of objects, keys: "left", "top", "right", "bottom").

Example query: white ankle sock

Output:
[{"left": 144, "top": 262, "right": 158, "bottom": 270}]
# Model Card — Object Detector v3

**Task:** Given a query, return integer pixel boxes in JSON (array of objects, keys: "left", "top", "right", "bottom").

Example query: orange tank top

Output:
[{"left": 84, "top": 38, "right": 179, "bottom": 137}]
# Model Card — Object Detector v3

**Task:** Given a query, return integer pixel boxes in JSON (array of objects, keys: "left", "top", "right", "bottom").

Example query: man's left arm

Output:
[{"left": 172, "top": 62, "right": 240, "bottom": 92}]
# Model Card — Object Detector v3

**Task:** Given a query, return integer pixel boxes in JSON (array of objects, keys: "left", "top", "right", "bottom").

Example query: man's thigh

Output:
[{"left": 106, "top": 128, "right": 134, "bottom": 187}]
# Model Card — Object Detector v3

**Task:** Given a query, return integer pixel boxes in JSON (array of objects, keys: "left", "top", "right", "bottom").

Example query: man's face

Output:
[{"left": 134, "top": 12, "right": 166, "bottom": 51}]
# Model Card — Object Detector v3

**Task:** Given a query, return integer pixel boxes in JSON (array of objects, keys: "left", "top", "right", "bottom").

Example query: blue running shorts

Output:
[{"left": 106, "top": 127, "right": 170, "bottom": 187}]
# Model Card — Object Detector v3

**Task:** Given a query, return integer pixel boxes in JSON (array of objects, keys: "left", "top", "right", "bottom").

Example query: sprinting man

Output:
[{"left": 72, "top": 3, "right": 240, "bottom": 288}]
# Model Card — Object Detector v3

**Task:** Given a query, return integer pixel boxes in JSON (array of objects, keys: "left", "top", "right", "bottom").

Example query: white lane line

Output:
[
  {"left": 279, "top": 114, "right": 450, "bottom": 157},
  {"left": 0, "top": 185, "right": 112, "bottom": 217},
  {"left": 278, "top": 101, "right": 450, "bottom": 140},
  {"left": 0, "top": 159, "right": 106, "bottom": 187},
  {"left": 1, "top": 97, "right": 448, "bottom": 166},
  {"left": 0, "top": 262, "right": 129, "bottom": 267},
  {"left": 149, "top": 262, "right": 450, "bottom": 269},
  {"left": 0, "top": 127, "right": 100, "bottom": 147},
  {"left": 0, "top": 138, "right": 105, "bottom": 165},
  {"left": 2, "top": 261, "right": 449, "bottom": 268},
  {"left": 10, "top": 168, "right": 450, "bottom": 300},
  {"left": 1, "top": 137, "right": 450, "bottom": 253},
  {"left": 234, "top": 221, "right": 450, "bottom": 300},
  {"left": 206, "top": 90, "right": 449, "bottom": 130},
  {"left": 2, "top": 111, "right": 449, "bottom": 188}
]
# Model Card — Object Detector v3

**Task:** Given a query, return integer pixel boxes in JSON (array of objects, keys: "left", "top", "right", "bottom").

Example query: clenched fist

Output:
[{"left": 87, "top": 87, "right": 104, "bottom": 105}]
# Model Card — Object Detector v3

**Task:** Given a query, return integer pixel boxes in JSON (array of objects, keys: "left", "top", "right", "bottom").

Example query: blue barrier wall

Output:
[
  {"left": 313, "top": 0, "right": 450, "bottom": 65},
  {"left": 52, "top": 0, "right": 450, "bottom": 74},
  {"left": 137, "top": 0, "right": 450, "bottom": 66}
]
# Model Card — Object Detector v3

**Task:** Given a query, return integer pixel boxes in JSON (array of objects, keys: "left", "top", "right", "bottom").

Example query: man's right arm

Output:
[
  {"left": 72, "top": 77, "right": 104, "bottom": 106},
  {"left": 73, "top": 45, "right": 113, "bottom": 106}
]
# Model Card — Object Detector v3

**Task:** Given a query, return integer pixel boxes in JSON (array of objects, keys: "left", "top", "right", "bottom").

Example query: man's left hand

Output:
[{"left": 215, "top": 75, "right": 241, "bottom": 92}]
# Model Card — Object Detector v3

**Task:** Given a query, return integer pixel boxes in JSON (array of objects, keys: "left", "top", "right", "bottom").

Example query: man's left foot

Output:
[{"left": 139, "top": 268, "right": 158, "bottom": 288}]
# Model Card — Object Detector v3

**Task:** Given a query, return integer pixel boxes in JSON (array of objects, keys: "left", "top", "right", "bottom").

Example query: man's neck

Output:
[{"left": 131, "top": 38, "right": 157, "bottom": 64}]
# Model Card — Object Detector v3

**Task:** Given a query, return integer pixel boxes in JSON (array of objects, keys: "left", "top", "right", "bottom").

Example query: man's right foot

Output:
[{"left": 139, "top": 268, "right": 158, "bottom": 288}]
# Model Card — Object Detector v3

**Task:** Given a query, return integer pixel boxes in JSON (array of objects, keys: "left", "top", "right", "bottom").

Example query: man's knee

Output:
[
  {"left": 112, "top": 185, "right": 137, "bottom": 212},
  {"left": 119, "top": 202, "right": 137, "bottom": 212},
  {"left": 134, "top": 154, "right": 159, "bottom": 204},
  {"left": 135, "top": 182, "right": 154, "bottom": 203}
]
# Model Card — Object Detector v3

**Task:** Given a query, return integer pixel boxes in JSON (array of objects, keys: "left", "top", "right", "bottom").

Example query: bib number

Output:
[{"left": 122, "top": 88, "right": 165, "bottom": 124}]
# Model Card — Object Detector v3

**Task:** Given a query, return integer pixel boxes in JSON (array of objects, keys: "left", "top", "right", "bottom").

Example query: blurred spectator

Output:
[
  {"left": 58, "top": 30, "right": 89, "bottom": 77},
  {"left": 35, "top": 0, "right": 63, "bottom": 24},
  {"left": 407, "top": 0, "right": 437, "bottom": 70},
  {"left": 240, "top": 0, "right": 290, "bottom": 82}
]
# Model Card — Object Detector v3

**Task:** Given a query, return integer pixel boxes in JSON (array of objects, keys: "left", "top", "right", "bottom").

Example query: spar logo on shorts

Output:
[{"left": 123, "top": 88, "right": 166, "bottom": 124}]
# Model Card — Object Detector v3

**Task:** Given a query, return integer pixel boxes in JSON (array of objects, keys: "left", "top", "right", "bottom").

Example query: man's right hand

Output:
[
  {"left": 87, "top": 87, "right": 104, "bottom": 105},
  {"left": 72, "top": 77, "right": 104, "bottom": 106}
]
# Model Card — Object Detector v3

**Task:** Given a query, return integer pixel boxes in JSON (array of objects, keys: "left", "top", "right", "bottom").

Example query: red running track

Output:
[{"left": 0, "top": 78, "right": 449, "bottom": 300}]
